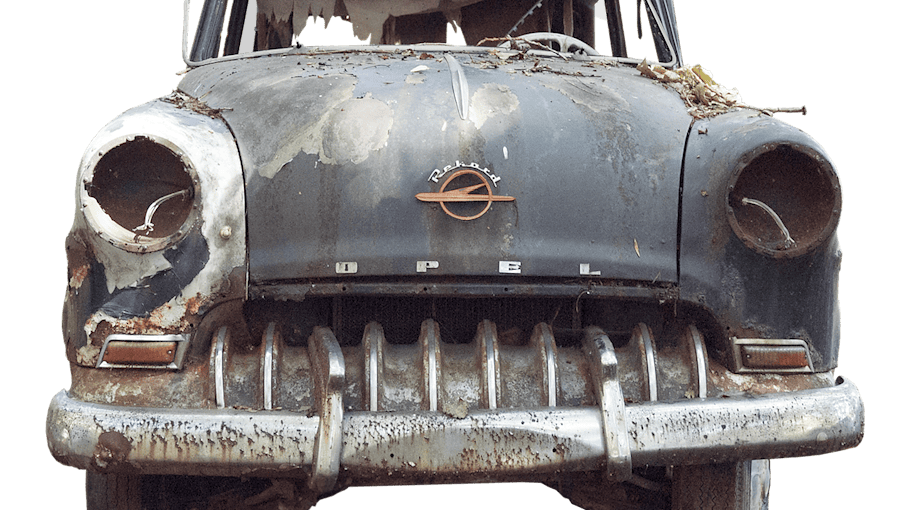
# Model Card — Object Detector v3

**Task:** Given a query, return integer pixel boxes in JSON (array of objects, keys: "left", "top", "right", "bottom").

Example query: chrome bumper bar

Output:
[{"left": 47, "top": 377, "right": 863, "bottom": 487}]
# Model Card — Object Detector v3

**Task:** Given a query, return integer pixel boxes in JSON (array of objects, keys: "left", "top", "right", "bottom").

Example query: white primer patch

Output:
[{"left": 470, "top": 83, "right": 519, "bottom": 130}]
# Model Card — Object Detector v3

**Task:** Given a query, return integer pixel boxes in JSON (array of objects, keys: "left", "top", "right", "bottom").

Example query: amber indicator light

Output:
[
  {"left": 741, "top": 345, "right": 810, "bottom": 370},
  {"left": 101, "top": 341, "right": 178, "bottom": 365}
]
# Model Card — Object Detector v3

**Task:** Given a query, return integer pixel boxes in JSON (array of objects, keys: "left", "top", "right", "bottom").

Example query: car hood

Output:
[{"left": 178, "top": 49, "right": 692, "bottom": 284}]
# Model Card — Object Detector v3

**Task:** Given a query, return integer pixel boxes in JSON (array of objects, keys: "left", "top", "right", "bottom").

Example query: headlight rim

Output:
[
  {"left": 80, "top": 133, "right": 201, "bottom": 253},
  {"left": 725, "top": 142, "right": 841, "bottom": 259}
]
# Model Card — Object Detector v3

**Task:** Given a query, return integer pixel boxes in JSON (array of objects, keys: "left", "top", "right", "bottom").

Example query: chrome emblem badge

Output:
[{"left": 416, "top": 162, "right": 515, "bottom": 221}]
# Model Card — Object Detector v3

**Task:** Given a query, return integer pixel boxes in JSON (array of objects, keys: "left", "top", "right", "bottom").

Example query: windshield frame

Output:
[{"left": 182, "top": 0, "right": 680, "bottom": 69}]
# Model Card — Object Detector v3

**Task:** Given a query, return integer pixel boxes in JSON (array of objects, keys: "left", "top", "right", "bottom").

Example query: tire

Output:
[
  {"left": 86, "top": 472, "right": 141, "bottom": 510},
  {"left": 671, "top": 460, "right": 770, "bottom": 510},
  {"left": 552, "top": 470, "right": 671, "bottom": 510},
  {"left": 86, "top": 473, "right": 319, "bottom": 510}
]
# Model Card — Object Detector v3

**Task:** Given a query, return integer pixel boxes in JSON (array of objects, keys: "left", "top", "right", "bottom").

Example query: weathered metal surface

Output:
[
  {"left": 176, "top": 52, "right": 690, "bottom": 284},
  {"left": 626, "top": 377, "right": 864, "bottom": 466},
  {"left": 584, "top": 327, "right": 632, "bottom": 481},
  {"left": 56, "top": 314, "right": 858, "bottom": 490},
  {"left": 679, "top": 111, "right": 842, "bottom": 371},
  {"left": 52, "top": 2, "right": 864, "bottom": 506},
  {"left": 63, "top": 99, "right": 246, "bottom": 368},
  {"left": 68, "top": 310, "right": 838, "bottom": 411},
  {"left": 47, "top": 377, "right": 863, "bottom": 480}
]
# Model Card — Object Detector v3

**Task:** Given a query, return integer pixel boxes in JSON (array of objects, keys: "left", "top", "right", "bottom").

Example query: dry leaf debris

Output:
[{"left": 636, "top": 60, "right": 808, "bottom": 118}]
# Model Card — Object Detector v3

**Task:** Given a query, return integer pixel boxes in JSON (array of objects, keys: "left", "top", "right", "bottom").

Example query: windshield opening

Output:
[{"left": 185, "top": 0, "right": 679, "bottom": 67}]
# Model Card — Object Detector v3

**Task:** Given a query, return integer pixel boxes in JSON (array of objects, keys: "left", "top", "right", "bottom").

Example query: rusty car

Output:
[{"left": 47, "top": 1, "right": 864, "bottom": 509}]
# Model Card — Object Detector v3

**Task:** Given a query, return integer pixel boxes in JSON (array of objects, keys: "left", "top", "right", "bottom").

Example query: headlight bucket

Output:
[
  {"left": 726, "top": 143, "right": 841, "bottom": 258},
  {"left": 81, "top": 134, "right": 199, "bottom": 253}
]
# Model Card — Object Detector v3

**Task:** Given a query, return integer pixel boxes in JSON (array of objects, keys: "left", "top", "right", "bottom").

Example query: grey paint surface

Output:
[{"left": 178, "top": 51, "right": 691, "bottom": 283}]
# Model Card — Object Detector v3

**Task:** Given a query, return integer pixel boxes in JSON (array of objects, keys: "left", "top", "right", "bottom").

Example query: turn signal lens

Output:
[
  {"left": 97, "top": 334, "right": 189, "bottom": 369},
  {"left": 102, "top": 341, "right": 177, "bottom": 365},
  {"left": 732, "top": 338, "right": 814, "bottom": 373}
]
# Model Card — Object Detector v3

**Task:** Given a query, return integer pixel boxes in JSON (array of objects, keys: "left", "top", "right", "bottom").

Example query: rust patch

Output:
[
  {"left": 93, "top": 431, "right": 132, "bottom": 470},
  {"left": 69, "top": 264, "right": 90, "bottom": 289},
  {"left": 708, "top": 359, "right": 832, "bottom": 397},
  {"left": 185, "top": 293, "right": 204, "bottom": 315}
]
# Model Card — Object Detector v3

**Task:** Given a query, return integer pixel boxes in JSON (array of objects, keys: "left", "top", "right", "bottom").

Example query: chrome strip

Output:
[
  {"left": 308, "top": 327, "right": 345, "bottom": 495},
  {"left": 584, "top": 327, "right": 632, "bottom": 481},
  {"left": 689, "top": 325, "right": 708, "bottom": 399},
  {"left": 214, "top": 327, "right": 227, "bottom": 409},
  {"left": 368, "top": 325, "right": 380, "bottom": 412},
  {"left": 545, "top": 330, "right": 558, "bottom": 407},
  {"left": 444, "top": 54, "right": 470, "bottom": 120},
  {"left": 480, "top": 321, "right": 499, "bottom": 410},
  {"left": 47, "top": 378, "right": 864, "bottom": 477},
  {"left": 422, "top": 320, "right": 439, "bottom": 412},
  {"left": 263, "top": 323, "right": 275, "bottom": 411},
  {"left": 637, "top": 324, "right": 658, "bottom": 402},
  {"left": 369, "top": 345, "right": 378, "bottom": 412},
  {"left": 532, "top": 324, "right": 558, "bottom": 407},
  {"left": 181, "top": 0, "right": 190, "bottom": 66}
]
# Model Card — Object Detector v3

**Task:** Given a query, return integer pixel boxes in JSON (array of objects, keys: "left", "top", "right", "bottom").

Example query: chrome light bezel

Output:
[
  {"left": 725, "top": 142, "right": 841, "bottom": 259},
  {"left": 80, "top": 134, "right": 201, "bottom": 253}
]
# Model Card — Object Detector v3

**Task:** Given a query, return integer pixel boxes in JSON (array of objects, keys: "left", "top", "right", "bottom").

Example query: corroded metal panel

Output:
[{"left": 178, "top": 55, "right": 690, "bottom": 283}]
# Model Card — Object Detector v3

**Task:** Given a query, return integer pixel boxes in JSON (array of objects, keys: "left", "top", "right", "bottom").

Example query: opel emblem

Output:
[{"left": 416, "top": 164, "right": 515, "bottom": 221}]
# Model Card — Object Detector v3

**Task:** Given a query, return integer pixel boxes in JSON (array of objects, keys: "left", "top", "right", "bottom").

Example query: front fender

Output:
[
  {"left": 63, "top": 98, "right": 247, "bottom": 368},
  {"left": 679, "top": 110, "right": 841, "bottom": 371}
]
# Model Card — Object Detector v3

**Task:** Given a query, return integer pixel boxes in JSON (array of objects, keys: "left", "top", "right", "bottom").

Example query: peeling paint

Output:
[
  {"left": 469, "top": 83, "right": 518, "bottom": 130},
  {"left": 94, "top": 243, "right": 172, "bottom": 294},
  {"left": 258, "top": 75, "right": 357, "bottom": 178},
  {"left": 76, "top": 344, "right": 101, "bottom": 366},
  {"left": 319, "top": 95, "right": 393, "bottom": 165},
  {"left": 72, "top": 99, "right": 246, "bottom": 356}
]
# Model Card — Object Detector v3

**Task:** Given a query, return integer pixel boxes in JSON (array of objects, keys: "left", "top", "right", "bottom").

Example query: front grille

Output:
[{"left": 243, "top": 295, "right": 679, "bottom": 349}]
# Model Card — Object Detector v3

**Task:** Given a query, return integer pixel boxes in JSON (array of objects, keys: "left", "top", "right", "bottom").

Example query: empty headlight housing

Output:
[
  {"left": 81, "top": 135, "right": 199, "bottom": 252},
  {"left": 726, "top": 143, "right": 841, "bottom": 258}
]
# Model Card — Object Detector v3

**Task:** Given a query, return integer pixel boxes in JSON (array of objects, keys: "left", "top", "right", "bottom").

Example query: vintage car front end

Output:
[{"left": 48, "top": 1, "right": 863, "bottom": 509}]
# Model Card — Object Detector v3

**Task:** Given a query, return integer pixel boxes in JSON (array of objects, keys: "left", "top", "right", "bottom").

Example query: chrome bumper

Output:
[{"left": 47, "top": 377, "right": 863, "bottom": 490}]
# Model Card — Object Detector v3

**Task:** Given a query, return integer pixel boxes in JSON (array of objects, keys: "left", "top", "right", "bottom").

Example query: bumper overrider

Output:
[{"left": 47, "top": 323, "right": 863, "bottom": 494}]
